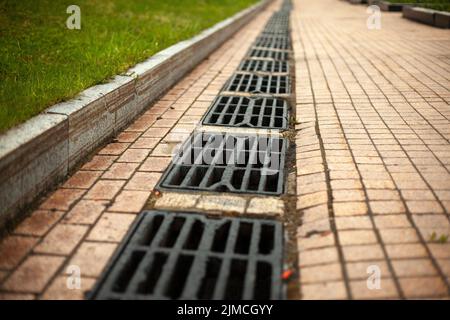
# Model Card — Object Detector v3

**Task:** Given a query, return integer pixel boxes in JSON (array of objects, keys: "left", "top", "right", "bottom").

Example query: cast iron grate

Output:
[
  {"left": 248, "top": 48, "right": 289, "bottom": 61},
  {"left": 157, "top": 131, "right": 287, "bottom": 195},
  {"left": 239, "top": 59, "right": 289, "bottom": 73},
  {"left": 254, "top": 36, "right": 291, "bottom": 50},
  {"left": 202, "top": 96, "right": 289, "bottom": 130},
  {"left": 261, "top": 28, "right": 289, "bottom": 36},
  {"left": 88, "top": 211, "right": 284, "bottom": 300},
  {"left": 223, "top": 73, "right": 290, "bottom": 95}
]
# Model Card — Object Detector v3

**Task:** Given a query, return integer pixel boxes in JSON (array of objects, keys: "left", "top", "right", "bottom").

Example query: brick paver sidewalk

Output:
[
  {"left": 0, "top": 1, "right": 280, "bottom": 300},
  {"left": 293, "top": 0, "right": 450, "bottom": 299},
  {"left": 0, "top": 0, "right": 449, "bottom": 300}
]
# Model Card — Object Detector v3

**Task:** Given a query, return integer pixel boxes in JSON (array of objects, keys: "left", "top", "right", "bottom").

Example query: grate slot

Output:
[
  {"left": 238, "top": 59, "right": 289, "bottom": 73},
  {"left": 89, "top": 211, "right": 284, "bottom": 300},
  {"left": 247, "top": 48, "right": 289, "bottom": 61},
  {"left": 223, "top": 74, "right": 290, "bottom": 95},
  {"left": 157, "top": 131, "right": 287, "bottom": 196},
  {"left": 202, "top": 96, "right": 289, "bottom": 130},
  {"left": 254, "top": 36, "right": 291, "bottom": 50}
]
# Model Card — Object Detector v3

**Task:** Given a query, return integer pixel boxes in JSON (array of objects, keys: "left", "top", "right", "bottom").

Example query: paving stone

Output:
[
  {"left": 196, "top": 195, "right": 247, "bottom": 214},
  {"left": 131, "top": 137, "right": 160, "bottom": 149},
  {"left": 407, "top": 201, "right": 445, "bottom": 214},
  {"left": 301, "top": 204, "right": 329, "bottom": 223},
  {"left": 102, "top": 163, "right": 139, "bottom": 180},
  {"left": 300, "top": 263, "right": 343, "bottom": 284},
  {"left": 82, "top": 155, "right": 116, "bottom": 171},
  {"left": 40, "top": 189, "right": 85, "bottom": 211},
  {"left": 333, "top": 202, "right": 368, "bottom": 216},
  {"left": 330, "top": 180, "right": 362, "bottom": 190},
  {"left": 378, "top": 228, "right": 421, "bottom": 244},
  {"left": 84, "top": 180, "right": 125, "bottom": 200},
  {"left": 297, "top": 191, "right": 328, "bottom": 209},
  {"left": 63, "top": 200, "right": 108, "bottom": 225},
  {"left": 0, "top": 293, "right": 35, "bottom": 300},
  {"left": 342, "top": 244, "right": 385, "bottom": 262},
  {"left": 139, "top": 157, "right": 171, "bottom": 172},
  {"left": 124, "top": 172, "right": 161, "bottom": 191},
  {"left": 2, "top": 255, "right": 64, "bottom": 293},
  {"left": 108, "top": 190, "right": 150, "bottom": 213},
  {"left": 369, "top": 201, "right": 406, "bottom": 215},
  {"left": 301, "top": 281, "right": 348, "bottom": 300},
  {"left": 99, "top": 143, "right": 129, "bottom": 155},
  {"left": 297, "top": 233, "right": 336, "bottom": 251},
  {"left": 34, "top": 224, "right": 88, "bottom": 255},
  {"left": 68, "top": 242, "right": 117, "bottom": 277},
  {"left": 298, "top": 219, "right": 331, "bottom": 238},
  {"left": 428, "top": 244, "right": 450, "bottom": 259},
  {"left": 392, "top": 259, "right": 438, "bottom": 277},
  {"left": 14, "top": 210, "right": 64, "bottom": 236},
  {"left": 41, "top": 276, "right": 96, "bottom": 300},
  {"left": 350, "top": 278, "right": 399, "bottom": 299},
  {"left": 246, "top": 197, "right": 284, "bottom": 216},
  {"left": 413, "top": 214, "right": 450, "bottom": 229},
  {"left": 385, "top": 244, "right": 428, "bottom": 259},
  {"left": 373, "top": 215, "right": 411, "bottom": 229},
  {"left": 332, "top": 189, "right": 366, "bottom": 202},
  {"left": 299, "top": 247, "right": 339, "bottom": 267},
  {"left": 87, "top": 213, "right": 135, "bottom": 242},
  {"left": 154, "top": 192, "right": 200, "bottom": 210},
  {"left": 399, "top": 277, "right": 448, "bottom": 299},
  {"left": 117, "top": 148, "right": 149, "bottom": 163},
  {"left": 335, "top": 216, "right": 373, "bottom": 230},
  {"left": 0, "top": 236, "right": 38, "bottom": 270},
  {"left": 63, "top": 171, "right": 102, "bottom": 189}
]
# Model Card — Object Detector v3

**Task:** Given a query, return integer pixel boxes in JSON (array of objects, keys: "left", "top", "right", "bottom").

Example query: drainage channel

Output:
[
  {"left": 88, "top": 211, "right": 284, "bottom": 300},
  {"left": 90, "top": 0, "right": 295, "bottom": 300}
]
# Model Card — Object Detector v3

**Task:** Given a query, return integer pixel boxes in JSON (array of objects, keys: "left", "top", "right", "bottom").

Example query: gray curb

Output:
[
  {"left": 0, "top": 0, "right": 271, "bottom": 231},
  {"left": 403, "top": 5, "right": 450, "bottom": 28}
]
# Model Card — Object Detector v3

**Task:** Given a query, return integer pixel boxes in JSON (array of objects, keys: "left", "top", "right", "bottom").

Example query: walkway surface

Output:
[
  {"left": 293, "top": 0, "right": 450, "bottom": 299},
  {"left": 0, "top": 0, "right": 449, "bottom": 300}
]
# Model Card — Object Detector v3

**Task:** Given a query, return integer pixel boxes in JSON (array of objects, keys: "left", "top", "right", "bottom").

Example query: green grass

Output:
[
  {"left": 0, "top": 0, "right": 258, "bottom": 133},
  {"left": 391, "top": 0, "right": 450, "bottom": 11}
]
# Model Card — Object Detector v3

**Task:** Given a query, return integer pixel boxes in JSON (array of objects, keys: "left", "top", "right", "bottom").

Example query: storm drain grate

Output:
[
  {"left": 261, "top": 28, "right": 289, "bottom": 36},
  {"left": 254, "top": 36, "right": 291, "bottom": 50},
  {"left": 157, "top": 131, "right": 287, "bottom": 195},
  {"left": 89, "top": 211, "right": 284, "bottom": 300},
  {"left": 248, "top": 48, "right": 289, "bottom": 61},
  {"left": 239, "top": 59, "right": 289, "bottom": 73},
  {"left": 223, "top": 73, "right": 290, "bottom": 95},
  {"left": 202, "top": 96, "right": 289, "bottom": 130}
]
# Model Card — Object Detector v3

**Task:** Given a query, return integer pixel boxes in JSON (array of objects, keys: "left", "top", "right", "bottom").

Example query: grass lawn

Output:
[
  {"left": 0, "top": 0, "right": 258, "bottom": 133},
  {"left": 392, "top": 0, "right": 450, "bottom": 11}
]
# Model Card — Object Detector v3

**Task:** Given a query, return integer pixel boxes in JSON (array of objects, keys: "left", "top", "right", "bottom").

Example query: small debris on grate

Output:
[
  {"left": 223, "top": 73, "right": 291, "bottom": 95},
  {"left": 202, "top": 96, "right": 289, "bottom": 130},
  {"left": 157, "top": 131, "right": 288, "bottom": 195},
  {"left": 88, "top": 211, "right": 285, "bottom": 300}
]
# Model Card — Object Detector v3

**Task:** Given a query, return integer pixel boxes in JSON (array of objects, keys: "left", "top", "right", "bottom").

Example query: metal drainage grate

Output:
[
  {"left": 89, "top": 211, "right": 284, "bottom": 300},
  {"left": 157, "top": 131, "right": 287, "bottom": 195},
  {"left": 223, "top": 73, "right": 290, "bottom": 95},
  {"left": 202, "top": 96, "right": 289, "bottom": 130},
  {"left": 254, "top": 36, "right": 290, "bottom": 50},
  {"left": 261, "top": 28, "right": 289, "bottom": 36},
  {"left": 248, "top": 48, "right": 289, "bottom": 61},
  {"left": 239, "top": 59, "right": 289, "bottom": 73}
]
